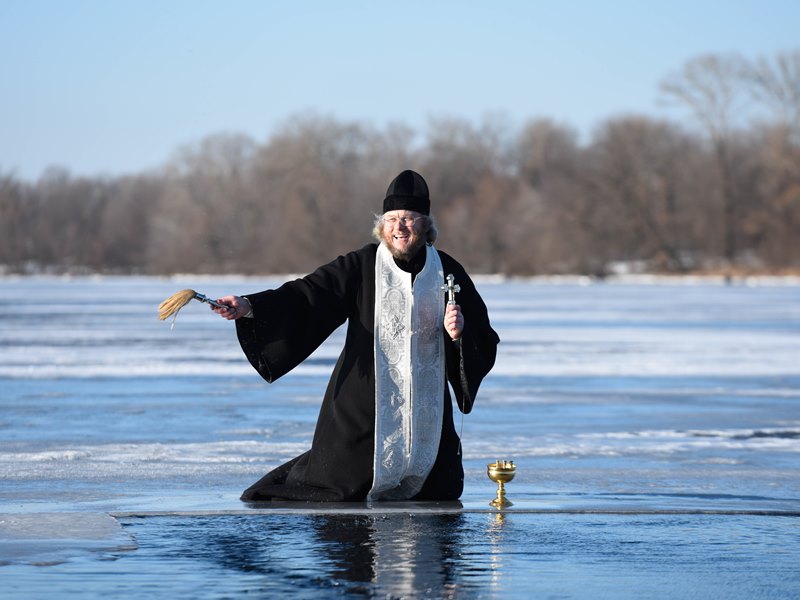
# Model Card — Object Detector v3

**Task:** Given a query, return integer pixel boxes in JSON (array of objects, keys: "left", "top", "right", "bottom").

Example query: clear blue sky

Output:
[{"left": 2, "top": 0, "right": 798, "bottom": 180}]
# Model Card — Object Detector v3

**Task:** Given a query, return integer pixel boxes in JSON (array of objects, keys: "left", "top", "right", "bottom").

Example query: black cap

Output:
[{"left": 383, "top": 170, "right": 430, "bottom": 215}]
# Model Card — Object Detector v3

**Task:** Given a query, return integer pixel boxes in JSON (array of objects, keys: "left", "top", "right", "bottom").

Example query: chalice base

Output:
[{"left": 490, "top": 482, "right": 513, "bottom": 508}]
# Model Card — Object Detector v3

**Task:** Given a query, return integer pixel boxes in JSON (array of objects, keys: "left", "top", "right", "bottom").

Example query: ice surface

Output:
[
  {"left": 0, "top": 513, "right": 136, "bottom": 565},
  {"left": 1, "top": 277, "right": 799, "bottom": 513},
  {"left": 2, "top": 276, "right": 799, "bottom": 595}
]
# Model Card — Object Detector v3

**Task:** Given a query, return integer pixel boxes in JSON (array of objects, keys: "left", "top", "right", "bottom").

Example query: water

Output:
[
  {"left": 5, "top": 513, "right": 800, "bottom": 599},
  {"left": 1, "top": 275, "right": 799, "bottom": 598}
]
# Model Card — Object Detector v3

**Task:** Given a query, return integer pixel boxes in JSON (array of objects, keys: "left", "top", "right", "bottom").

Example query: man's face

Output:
[{"left": 381, "top": 210, "right": 426, "bottom": 260}]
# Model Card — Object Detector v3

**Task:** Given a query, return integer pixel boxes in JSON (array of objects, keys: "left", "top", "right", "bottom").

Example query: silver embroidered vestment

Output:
[{"left": 370, "top": 244, "right": 445, "bottom": 500}]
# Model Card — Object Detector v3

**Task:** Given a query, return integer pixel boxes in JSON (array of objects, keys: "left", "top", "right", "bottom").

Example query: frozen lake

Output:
[{"left": 1, "top": 275, "right": 799, "bottom": 598}]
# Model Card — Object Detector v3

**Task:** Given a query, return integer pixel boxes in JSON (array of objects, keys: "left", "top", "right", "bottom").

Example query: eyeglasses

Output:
[{"left": 384, "top": 215, "right": 424, "bottom": 227}]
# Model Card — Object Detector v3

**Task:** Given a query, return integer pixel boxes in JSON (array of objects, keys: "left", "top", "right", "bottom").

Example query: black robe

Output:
[{"left": 235, "top": 243, "right": 499, "bottom": 502}]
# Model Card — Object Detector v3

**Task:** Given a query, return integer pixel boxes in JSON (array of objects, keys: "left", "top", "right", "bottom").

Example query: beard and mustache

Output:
[{"left": 381, "top": 225, "right": 427, "bottom": 261}]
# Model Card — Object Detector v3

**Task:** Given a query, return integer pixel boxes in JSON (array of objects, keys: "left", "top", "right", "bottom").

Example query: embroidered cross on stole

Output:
[{"left": 370, "top": 243, "right": 446, "bottom": 500}]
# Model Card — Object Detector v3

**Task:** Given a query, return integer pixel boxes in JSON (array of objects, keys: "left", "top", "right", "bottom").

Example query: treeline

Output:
[{"left": 2, "top": 51, "right": 799, "bottom": 276}]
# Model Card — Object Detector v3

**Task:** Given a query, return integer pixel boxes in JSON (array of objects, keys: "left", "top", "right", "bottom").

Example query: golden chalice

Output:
[{"left": 487, "top": 459, "right": 516, "bottom": 507}]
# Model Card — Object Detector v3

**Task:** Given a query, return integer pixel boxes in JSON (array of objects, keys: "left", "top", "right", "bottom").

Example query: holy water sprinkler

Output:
[
  {"left": 158, "top": 289, "right": 227, "bottom": 322},
  {"left": 487, "top": 460, "right": 516, "bottom": 507}
]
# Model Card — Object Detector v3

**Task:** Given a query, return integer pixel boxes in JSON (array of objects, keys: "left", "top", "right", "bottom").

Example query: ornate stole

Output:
[{"left": 370, "top": 243, "right": 445, "bottom": 500}]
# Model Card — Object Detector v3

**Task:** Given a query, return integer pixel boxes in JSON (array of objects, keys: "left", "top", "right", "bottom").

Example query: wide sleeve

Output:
[
  {"left": 235, "top": 248, "right": 364, "bottom": 383},
  {"left": 441, "top": 254, "right": 500, "bottom": 414}
]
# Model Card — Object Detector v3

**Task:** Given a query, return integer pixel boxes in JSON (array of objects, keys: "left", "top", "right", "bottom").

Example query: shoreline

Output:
[{"left": 2, "top": 272, "right": 799, "bottom": 286}]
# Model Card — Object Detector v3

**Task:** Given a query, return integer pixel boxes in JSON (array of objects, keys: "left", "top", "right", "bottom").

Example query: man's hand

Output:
[
  {"left": 444, "top": 303, "right": 464, "bottom": 340},
  {"left": 212, "top": 295, "right": 252, "bottom": 320}
]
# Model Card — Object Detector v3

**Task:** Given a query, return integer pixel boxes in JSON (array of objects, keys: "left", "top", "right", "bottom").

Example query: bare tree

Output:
[
  {"left": 585, "top": 116, "right": 706, "bottom": 271},
  {"left": 249, "top": 114, "right": 400, "bottom": 272},
  {"left": 661, "top": 54, "right": 750, "bottom": 266},
  {"left": 98, "top": 175, "right": 162, "bottom": 272},
  {"left": 744, "top": 50, "right": 800, "bottom": 142},
  {"left": 516, "top": 119, "right": 580, "bottom": 189},
  {"left": 439, "top": 173, "right": 522, "bottom": 272},
  {"left": 740, "top": 50, "right": 800, "bottom": 267},
  {"left": 513, "top": 119, "right": 591, "bottom": 274},
  {"left": 146, "top": 133, "right": 260, "bottom": 273},
  {"left": 0, "top": 171, "right": 31, "bottom": 270},
  {"left": 421, "top": 114, "right": 515, "bottom": 210}
]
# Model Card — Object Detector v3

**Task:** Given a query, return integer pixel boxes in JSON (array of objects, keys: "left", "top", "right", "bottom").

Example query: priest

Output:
[{"left": 212, "top": 170, "right": 499, "bottom": 502}]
